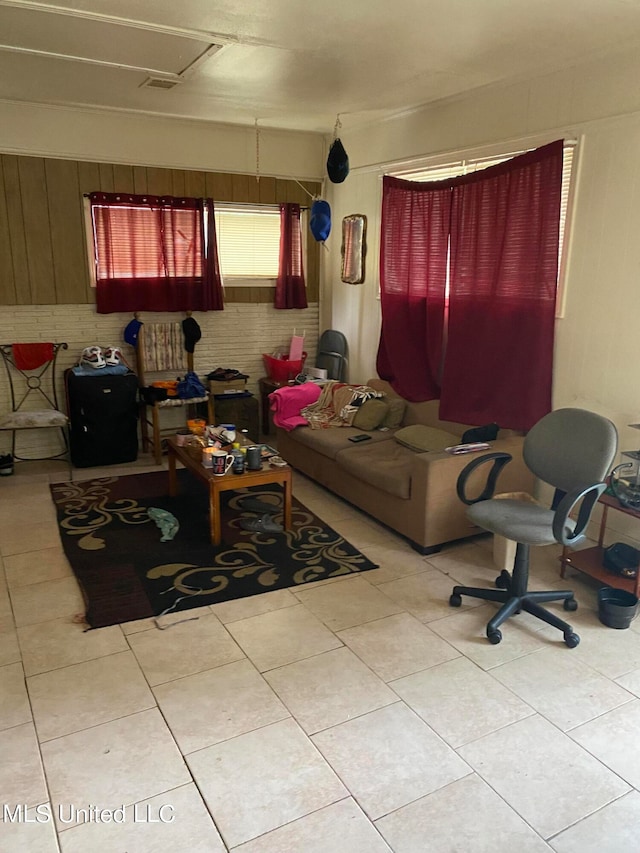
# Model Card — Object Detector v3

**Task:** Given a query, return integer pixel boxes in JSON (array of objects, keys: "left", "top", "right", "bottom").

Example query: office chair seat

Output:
[
  {"left": 451, "top": 407, "right": 618, "bottom": 648},
  {"left": 468, "top": 499, "right": 575, "bottom": 547}
]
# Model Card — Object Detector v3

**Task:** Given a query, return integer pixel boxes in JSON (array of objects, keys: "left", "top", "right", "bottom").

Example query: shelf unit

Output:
[{"left": 560, "top": 490, "right": 640, "bottom": 597}]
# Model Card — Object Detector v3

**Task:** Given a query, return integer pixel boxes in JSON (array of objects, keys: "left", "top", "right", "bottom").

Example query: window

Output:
[
  {"left": 389, "top": 139, "right": 577, "bottom": 317},
  {"left": 214, "top": 205, "right": 280, "bottom": 282}
]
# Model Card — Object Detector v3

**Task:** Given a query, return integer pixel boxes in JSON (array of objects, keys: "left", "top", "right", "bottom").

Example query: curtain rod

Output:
[{"left": 83, "top": 193, "right": 309, "bottom": 210}]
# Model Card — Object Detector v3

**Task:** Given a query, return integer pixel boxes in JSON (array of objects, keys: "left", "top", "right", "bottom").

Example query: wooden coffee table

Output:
[{"left": 166, "top": 438, "right": 292, "bottom": 546}]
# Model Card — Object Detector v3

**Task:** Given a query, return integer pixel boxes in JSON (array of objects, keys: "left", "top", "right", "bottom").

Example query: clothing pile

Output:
[{"left": 301, "top": 381, "right": 384, "bottom": 429}]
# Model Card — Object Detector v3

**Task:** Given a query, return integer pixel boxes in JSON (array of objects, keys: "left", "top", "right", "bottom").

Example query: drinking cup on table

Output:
[
  {"left": 246, "top": 445, "right": 262, "bottom": 471},
  {"left": 212, "top": 449, "right": 234, "bottom": 476}
]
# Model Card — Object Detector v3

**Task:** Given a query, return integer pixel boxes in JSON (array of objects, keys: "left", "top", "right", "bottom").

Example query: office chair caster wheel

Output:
[
  {"left": 563, "top": 598, "right": 578, "bottom": 612},
  {"left": 564, "top": 631, "right": 580, "bottom": 648},
  {"left": 449, "top": 593, "right": 462, "bottom": 607},
  {"left": 495, "top": 571, "right": 510, "bottom": 589},
  {"left": 487, "top": 629, "right": 502, "bottom": 645}
]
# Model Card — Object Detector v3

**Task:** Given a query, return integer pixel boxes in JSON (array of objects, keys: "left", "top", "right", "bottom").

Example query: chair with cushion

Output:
[
  {"left": 135, "top": 322, "right": 214, "bottom": 464},
  {"left": 0, "top": 342, "right": 70, "bottom": 467},
  {"left": 450, "top": 407, "right": 618, "bottom": 648}
]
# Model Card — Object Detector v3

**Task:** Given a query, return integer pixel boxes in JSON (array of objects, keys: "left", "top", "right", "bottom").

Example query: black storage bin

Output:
[
  {"left": 66, "top": 370, "right": 139, "bottom": 467},
  {"left": 598, "top": 587, "right": 639, "bottom": 629}
]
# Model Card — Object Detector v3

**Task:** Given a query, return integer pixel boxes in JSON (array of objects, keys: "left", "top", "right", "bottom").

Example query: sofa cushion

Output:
[
  {"left": 336, "top": 440, "right": 413, "bottom": 499},
  {"left": 291, "top": 425, "right": 393, "bottom": 460},
  {"left": 394, "top": 424, "right": 460, "bottom": 452},
  {"left": 381, "top": 397, "right": 406, "bottom": 429},
  {"left": 352, "top": 398, "right": 388, "bottom": 431}
]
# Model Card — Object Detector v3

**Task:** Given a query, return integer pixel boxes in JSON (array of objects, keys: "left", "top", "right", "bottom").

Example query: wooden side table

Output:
[
  {"left": 560, "top": 490, "right": 640, "bottom": 597},
  {"left": 258, "top": 377, "right": 287, "bottom": 435}
]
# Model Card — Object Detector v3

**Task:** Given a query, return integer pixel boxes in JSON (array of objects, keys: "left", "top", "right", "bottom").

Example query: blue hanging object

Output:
[{"left": 310, "top": 199, "right": 331, "bottom": 242}]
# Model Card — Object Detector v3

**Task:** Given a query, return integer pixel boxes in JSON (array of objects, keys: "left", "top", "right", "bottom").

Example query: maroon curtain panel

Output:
[
  {"left": 275, "top": 203, "right": 308, "bottom": 309},
  {"left": 90, "top": 192, "right": 223, "bottom": 313},
  {"left": 439, "top": 141, "right": 563, "bottom": 430},
  {"left": 376, "top": 176, "right": 451, "bottom": 401}
]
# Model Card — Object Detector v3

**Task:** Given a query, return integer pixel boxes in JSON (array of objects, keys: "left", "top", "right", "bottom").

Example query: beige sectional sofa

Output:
[{"left": 276, "top": 378, "right": 535, "bottom": 553}]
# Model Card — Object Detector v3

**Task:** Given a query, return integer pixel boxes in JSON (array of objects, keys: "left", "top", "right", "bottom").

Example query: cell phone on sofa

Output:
[{"left": 348, "top": 434, "right": 372, "bottom": 443}]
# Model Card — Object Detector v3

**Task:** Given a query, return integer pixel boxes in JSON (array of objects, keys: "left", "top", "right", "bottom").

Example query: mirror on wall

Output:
[{"left": 341, "top": 214, "right": 367, "bottom": 284}]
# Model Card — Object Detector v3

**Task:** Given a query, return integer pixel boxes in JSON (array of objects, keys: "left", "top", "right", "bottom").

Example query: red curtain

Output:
[
  {"left": 440, "top": 141, "right": 563, "bottom": 430},
  {"left": 275, "top": 203, "right": 308, "bottom": 309},
  {"left": 90, "top": 192, "right": 224, "bottom": 313},
  {"left": 376, "top": 176, "right": 451, "bottom": 401}
]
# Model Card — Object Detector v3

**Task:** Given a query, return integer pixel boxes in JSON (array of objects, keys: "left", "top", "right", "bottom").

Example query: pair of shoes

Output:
[
  {"left": 0, "top": 453, "right": 14, "bottom": 476},
  {"left": 239, "top": 513, "right": 283, "bottom": 533},
  {"left": 238, "top": 497, "right": 280, "bottom": 514}
]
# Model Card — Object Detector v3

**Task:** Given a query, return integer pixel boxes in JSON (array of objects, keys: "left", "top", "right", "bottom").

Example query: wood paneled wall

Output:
[{"left": 0, "top": 154, "right": 321, "bottom": 306}]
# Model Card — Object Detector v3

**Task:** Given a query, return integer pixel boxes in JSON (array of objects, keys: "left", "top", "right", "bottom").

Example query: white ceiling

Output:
[{"left": 2, "top": 0, "right": 640, "bottom": 135}]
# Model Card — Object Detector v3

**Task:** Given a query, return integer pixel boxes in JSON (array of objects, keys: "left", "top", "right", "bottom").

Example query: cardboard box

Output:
[{"left": 208, "top": 378, "right": 248, "bottom": 396}]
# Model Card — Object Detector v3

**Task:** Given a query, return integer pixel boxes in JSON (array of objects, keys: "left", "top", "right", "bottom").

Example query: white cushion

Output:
[{"left": 0, "top": 410, "right": 68, "bottom": 428}]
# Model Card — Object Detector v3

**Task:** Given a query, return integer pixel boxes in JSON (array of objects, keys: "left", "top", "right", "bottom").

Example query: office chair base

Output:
[{"left": 449, "top": 583, "right": 580, "bottom": 648}]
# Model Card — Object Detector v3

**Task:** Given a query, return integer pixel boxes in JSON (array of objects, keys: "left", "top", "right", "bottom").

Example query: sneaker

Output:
[
  {"left": 0, "top": 453, "right": 14, "bottom": 476},
  {"left": 104, "top": 346, "right": 122, "bottom": 366}
]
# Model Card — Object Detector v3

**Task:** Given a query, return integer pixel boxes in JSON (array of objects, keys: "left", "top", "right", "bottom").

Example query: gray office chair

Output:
[
  {"left": 451, "top": 408, "right": 618, "bottom": 647},
  {"left": 316, "top": 330, "right": 348, "bottom": 381}
]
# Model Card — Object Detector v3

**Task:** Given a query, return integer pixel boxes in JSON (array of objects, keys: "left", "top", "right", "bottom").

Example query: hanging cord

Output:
[
  {"left": 293, "top": 180, "right": 316, "bottom": 200},
  {"left": 333, "top": 114, "right": 342, "bottom": 139},
  {"left": 255, "top": 118, "right": 261, "bottom": 184}
]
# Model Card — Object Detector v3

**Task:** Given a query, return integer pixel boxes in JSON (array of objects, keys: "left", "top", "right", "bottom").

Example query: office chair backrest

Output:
[
  {"left": 524, "top": 407, "right": 618, "bottom": 493},
  {"left": 316, "top": 329, "right": 348, "bottom": 381}
]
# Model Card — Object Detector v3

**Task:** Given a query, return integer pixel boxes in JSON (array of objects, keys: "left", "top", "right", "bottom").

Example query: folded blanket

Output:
[
  {"left": 302, "top": 381, "right": 384, "bottom": 429},
  {"left": 270, "top": 383, "right": 322, "bottom": 431}
]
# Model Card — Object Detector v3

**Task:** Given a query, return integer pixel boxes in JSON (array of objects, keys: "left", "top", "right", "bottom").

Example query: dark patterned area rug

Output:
[{"left": 50, "top": 470, "right": 377, "bottom": 628}]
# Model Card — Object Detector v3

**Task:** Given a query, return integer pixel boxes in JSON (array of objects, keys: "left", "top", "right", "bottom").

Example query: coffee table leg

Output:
[
  {"left": 283, "top": 473, "right": 292, "bottom": 531},
  {"left": 209, "top": 481, "right": 222, "bottom": 546},
  {"left": 168, "top": 446, "right": 177, "bottom": 496}
]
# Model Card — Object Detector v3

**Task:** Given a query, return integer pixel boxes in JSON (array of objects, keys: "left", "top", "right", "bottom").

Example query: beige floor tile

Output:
[
  {"left": 338, "top": 612, "right": 460, "bottom": 681},
  {"left": 0, "top": 519, "right": 61, "bottom": 557},
  {"left": 57, "top": 783, "right": 227, "bottom": 853},
  {"left": 9, "top": 576, "right": 84, "bottom": 627},
  {"left": 233, "top": 798, "right": 392, "bottom": 853},
  {"left": 28, "top": 650, "right": 155, "bottom": 741},
  {"left": 312, "top": 703, "right": 471, "bottom": 820},
  {"left": 0, "top": 661, "right": 31, "bottom": 730},
  {"left": 363, "top": 544, "right": 432, "bottom": 585},
  {"left": 458, "top": 715, "right": 630, "bottom": 839},
  {"left": 428, "top": 604, "right": 552, "bottom": 669},
  {"left": 127, "top": 612, "right": 244, "bottom": 686},
  {"left": 557, "top": 607, "right": 640, "bottom": 679},
  {"left": 570, "top": 699, "right": 640, "bottom": 789},
  {"left": 0, "top": 495, "right": 57, "bottom": 530},
  {"left": 329, "top": 515, "right": 400, "bottom": 550},
  {"left": 154, "top": 659, "right": 290, "bottom": 754},
  {"left": 376, "top": 569, "right": 484, "bottom": 623},
  {"left": 376, "top": 773, "right": 552, "bottom": 852},
  {"left": 187, "top": 717, "right": 347, "bottom": 848},
  {"left": 4, "top": 546, "right": 72, "bottom": 590},
  {"left": 0, "top": 626, "right": 21, "bottom": 666},
  {"left": 391, "top": 656, "right": 534, "bottom": 747},
  {"left": 41, "top": 709, "right": 191, "bottom": 829},
  {"left": 549, "top": 790, "right": 640, "bottom": 853},
  {"left": 0, "top": 808, "right": 60, "bottom": 853},
  {"left": 616, "top": 665, "right": 640, "bottom": 696},
  {"left": 210, "top": 587, "right": 298, "bottom": 624},
  {"left": 293, "top": 576, "right": 403, "bottom": 631},
  {"left": 18, "top": 618, "right": 127, "bottom": 676},
  {"left": 424, "top": 542, "right": 498, "bottom": 586},
  {"left": 225, "top": 604, "right": 343, "bottom": 672},
  {"left": 491, "top": 647, "right": 635, "bottom": 731},
  {"left": 265, "top": 647, "right": 398, "bottom": 734},
  {"left": 0, "top": 722, "right": 48, "bottom": 809}
]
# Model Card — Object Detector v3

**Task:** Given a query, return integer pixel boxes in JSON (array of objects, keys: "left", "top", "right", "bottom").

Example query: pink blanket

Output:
[{"left": 269, "top": 383, "right": 322, "bottom": 431}]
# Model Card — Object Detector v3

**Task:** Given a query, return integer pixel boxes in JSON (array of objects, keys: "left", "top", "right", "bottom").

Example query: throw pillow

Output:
[
  {"left": 394, "top": 424, "right": 460, "bottom": 452},
  {"left": 381, "top": 398, "right": 406, "bottom": 429},
  {"left": 352, "top": 398, "right": 389, "bottom": 431}
]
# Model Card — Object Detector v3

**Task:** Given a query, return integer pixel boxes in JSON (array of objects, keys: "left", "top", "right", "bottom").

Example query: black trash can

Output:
[{"left": 598, "top": 588, "right": 639, "bottom": 629}]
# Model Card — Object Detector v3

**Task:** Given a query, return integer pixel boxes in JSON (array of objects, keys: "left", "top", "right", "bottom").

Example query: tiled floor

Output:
[{"left": 1, "top": 455, "right": 640, "bottom": 852}]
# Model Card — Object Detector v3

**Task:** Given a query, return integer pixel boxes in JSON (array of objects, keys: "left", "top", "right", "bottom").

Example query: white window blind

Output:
[{"left": 214, "top": 205, "right": 280, "bottom": 280}]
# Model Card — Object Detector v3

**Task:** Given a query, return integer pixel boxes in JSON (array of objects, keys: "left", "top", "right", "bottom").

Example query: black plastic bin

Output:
[{"left": 598, "top": 587, "right": 639, "bottom": 629}]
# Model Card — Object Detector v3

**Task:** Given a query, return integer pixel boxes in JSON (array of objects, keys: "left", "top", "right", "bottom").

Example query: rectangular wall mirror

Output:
[{"left": 341, "top": 214, "right": 367, "bottom": 284}]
